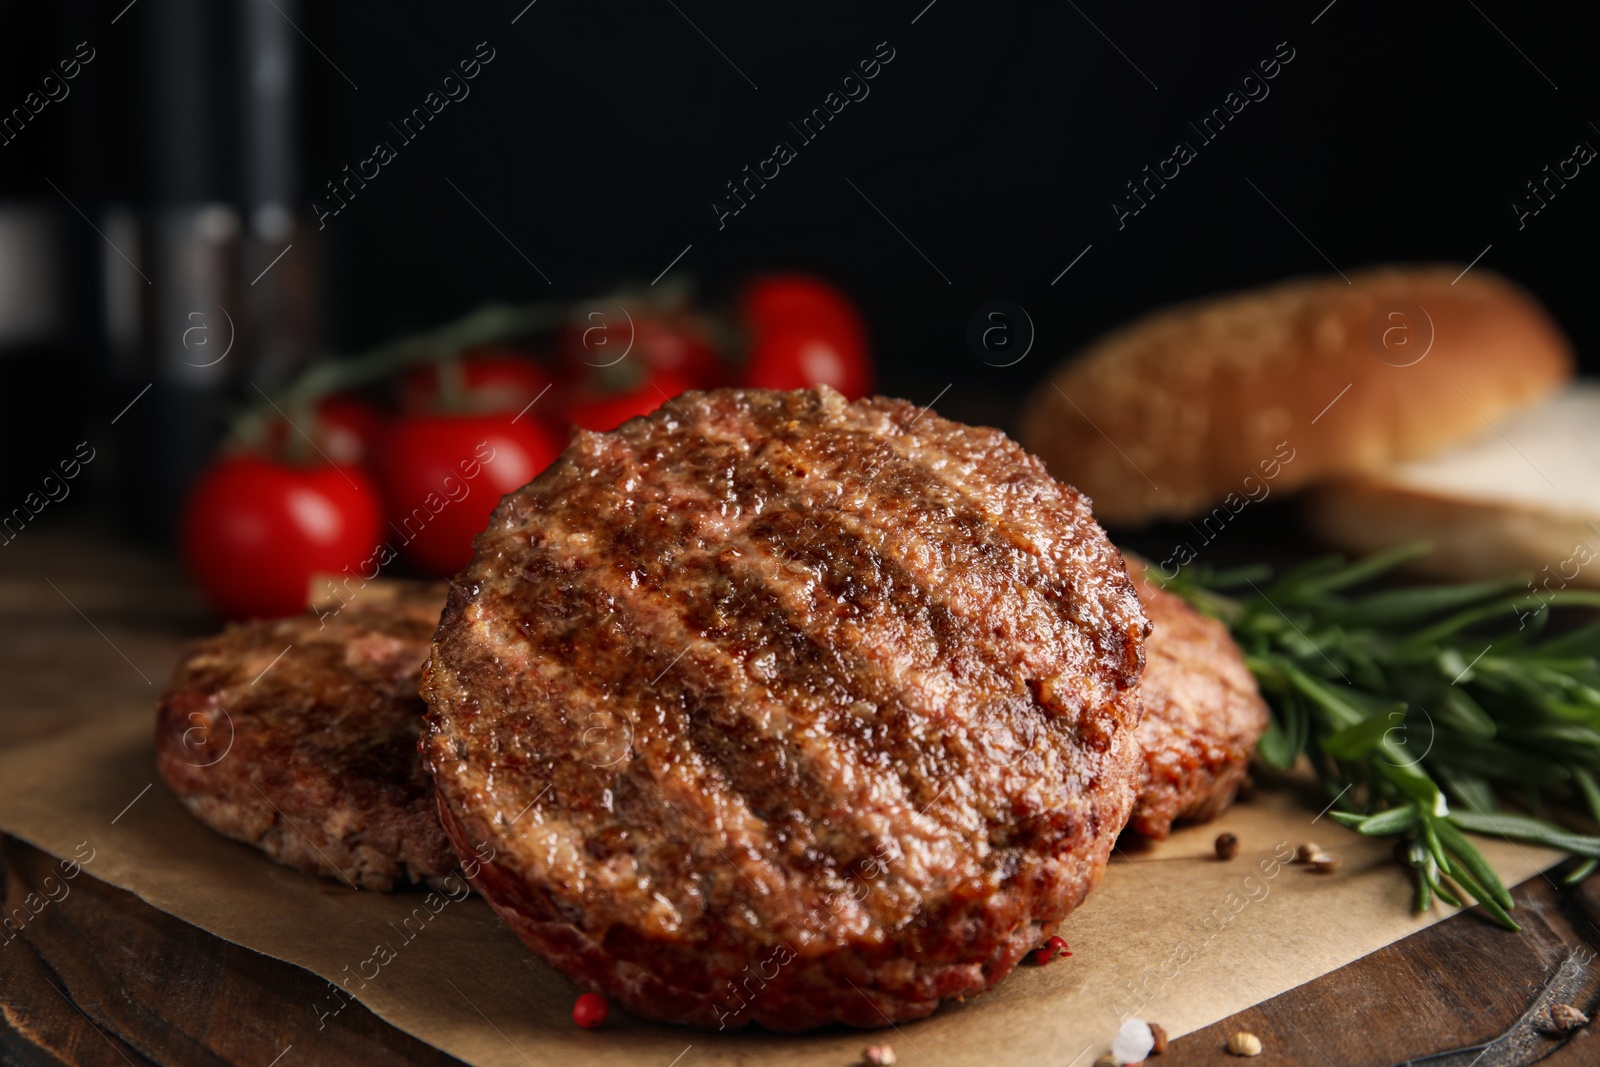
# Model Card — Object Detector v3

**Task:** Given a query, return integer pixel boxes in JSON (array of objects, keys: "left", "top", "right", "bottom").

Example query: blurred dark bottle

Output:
[
  {"left": 240, "top": 0, "right": 319, "bottom": 395},
  {"left": 0, "top": 0, "right": 320, "bottom": 543},
  {"left": 0, "top": 3, "right": 93, "bottom": 517},
  {"left": 108, "top": 0, "right": 321, "bottom": 543}
]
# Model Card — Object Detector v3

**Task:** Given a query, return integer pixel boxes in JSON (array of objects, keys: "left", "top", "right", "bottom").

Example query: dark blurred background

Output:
[{"left": 2, "top": 0, "right": 1595, "bottom": 546}]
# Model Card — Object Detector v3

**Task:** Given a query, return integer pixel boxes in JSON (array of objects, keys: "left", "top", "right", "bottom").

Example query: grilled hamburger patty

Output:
[
  {"left": 156, "top": 582, "right": 455, "bottom": 890},
  {"left": 423, "top": 386, "right": 1149, "bottom": 1030},
  {"left": 1124, "top": 559, "right": 1270, "bottom": 839}
]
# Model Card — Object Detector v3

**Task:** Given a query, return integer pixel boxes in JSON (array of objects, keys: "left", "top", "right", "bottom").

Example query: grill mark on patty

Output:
[
  {"left": 699, "top": 411, "right": 1138, "bottom": 806},
  {"left": 478, "top": 467, "right": 944, "bottom": 933},
  {"left": 690, "top": 547, "right": 989, "bottom": 893},
  {"left": 716, "top": 515, "right": 1081, "bottom": 825},
  {"left": 470, "top": 528, "right": 871, "bottom": 931},
  {"left": 732, "top": 428, "right": 1126, "bottom": 716},
  {"left": 865, "top": 417, "right": 1146, "bottom": 683},
  {"left": 467, "top": 438, "right": 1086, "bottom": 932},
  {"left": 599, "top": 430, "right": 1059, "bottom": 821},
  {"left": 723, "top": 509, "right": 1045, "bottom": 776},
  {"left": 674, "top": 389, "right": 1143, "bottom": 680},
  {"left": 681, "top": 402, "right": 1118, "bottom": 711},
  {"left": 485, "top": 413, "right": 1114, "bottom": 903}
]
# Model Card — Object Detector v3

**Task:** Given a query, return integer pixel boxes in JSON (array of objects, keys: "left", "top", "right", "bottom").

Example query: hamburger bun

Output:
[
  {"left": 1304, "top": 383, "right": 1600, "bottom": 585},
  {"left": 1020, "top": 266, "right": 1572, "bottom": 526}
]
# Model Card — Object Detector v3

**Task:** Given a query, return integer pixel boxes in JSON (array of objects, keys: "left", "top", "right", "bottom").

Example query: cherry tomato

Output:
[
  {"left": 743, "top": 330, "right": 873, "bottom": 399},
  {"left": 181, "top": 456, "right": 384, "bottom": 620},
  {"left": 373, "top": 413, "right": 565, "bottom": 575},
  {"left": 571, "top": 992, "right": 608, "bottom": 1029},
  {"left": 562, "top": 369, "right": 696, "bottom": 433},
  {"left": 739, "top": 274, "right": 867, "bottom": 346},
  {"left": 562, "top": 311, "right": 723, "bottom": 387},
  {"left": 737, "top": 274, "right": 872, "bottom": 398},
  {"left": 263, "top": 395, "right": 385, "bottom": 466},
  {"left": 400, "top": 350, "right": 558, "bottom": 415}
]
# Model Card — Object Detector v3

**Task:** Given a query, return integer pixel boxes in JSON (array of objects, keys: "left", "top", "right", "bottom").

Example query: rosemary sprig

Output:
[{"left": 1156, "top": 544, "right": 1600, "bottom": 930}]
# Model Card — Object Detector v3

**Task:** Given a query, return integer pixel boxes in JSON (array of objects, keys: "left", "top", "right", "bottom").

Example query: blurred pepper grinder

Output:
[
  {"left": 0, "top": 2, "right": 88, "bottom": 512},
  {"left": 111, "top": 0, "right": 319, "bottom": 544}
]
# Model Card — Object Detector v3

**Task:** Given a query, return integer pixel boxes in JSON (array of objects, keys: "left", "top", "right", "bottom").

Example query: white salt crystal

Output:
[{"left": 1111, "top": 1018, "right": 1154, "bottom": 1064}]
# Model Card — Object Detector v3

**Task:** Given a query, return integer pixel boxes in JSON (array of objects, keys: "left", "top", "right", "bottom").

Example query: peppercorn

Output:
[
  {"left": 1215, "top": 832, "right": 1240, "bottom": 860},
  {"left": 1226, "top": 1031, "right": 1263, "bottom": 1056},
  {"left": 1548, "top": 1004, "right": 1590, "bottom": 1034},
  {"left": 1031, "top": 934, "right": 1071, "bottom": 965},
  {"left": 1309, "top": 851, "right": 1341, "bottom": 873},
  {"left": 572, "top": 992, "right": 608, "bottom": 1029},
  {"left": 1295, "top": 841, "right": 1321, "bottom": 863}
]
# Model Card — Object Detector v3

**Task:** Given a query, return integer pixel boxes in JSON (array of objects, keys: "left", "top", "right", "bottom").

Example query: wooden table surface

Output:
[{"left": 5, "top": 522, "right": 1600, "bottom": 1067}]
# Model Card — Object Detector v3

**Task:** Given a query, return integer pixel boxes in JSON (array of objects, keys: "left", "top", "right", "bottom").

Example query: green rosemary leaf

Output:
[
  {"left": 1401, "top": 839, "right": 1432, "bottom": 915},
  {"left": 1331, "top": 684, "right": 1414, "bottom": 719},
  {"left": 1242, "top": 652, "right": 1288, "bottom": 689},
  {"left": 1294, "top": 543, "right": 1431, "bottom": 596},
  {"left": 1422, "top": 793, "right": 1455, "bottom": 878},
  {"left": 1432, "top": 818, "right": 1514, "bottom": 911},
  {"left": 1331, "top": 576, "right": 1523, "bottom": 627},
  {"left": 1442, "top": 861, "right": 1520, "bottom": 930},
  {"left": 1263, "top": 554, "right": 1349, "bottom": 599},
  {"left": 1256, "top": 721, "right": 1298, "bottom": 770},
  {"left": 1429, "top": 871, "right": 1464, "bottom": 909},
  {"left": 1573, "top": 767, "right": 1600, "bottom": 823},
  {"left": 1357, "top": 805, "right": 1420, "bottom": 836},
  {"left": 1282, "top": 665, "right": 1368, "bottom": 731},
  {"left": 1523, "top": 724, "right": 1600, "bottom": 752},
  {"left": 1323, "top": 707, "right": 1407, "bottom": 760},
  {"left": 1415, "top": 867, "right": 1434, "bottom": 912},
  {"left": 1345, "top": 648, "right": 1390, "bottom": 693},
  {"left": 1448, "top": 811, "right": 1600, "bottom": 857},
  {"left": 1375, "top": 751, "right": 1442, "bottom": 808},
  {"left": 1530, "top": 622, "right": 1600, "bottom": 661},
  {"left": 1327, "top": 811, "right": 1368, "bottom": 830},
  {"left": 1406, "top": 592, "right": 1600, "bottom": 650},
  {"left": 1563, "top": 858, "right": 1598, "bottom": 886},
  {"left": 1436, "top": 688, "right": 1497, "bottom": 740},
  {"left": 1428, "top": 735, "right": 1570, "bottom": 787},
  {"left": 1435, "top": 765, "right": 1498, "bottom": 815}
]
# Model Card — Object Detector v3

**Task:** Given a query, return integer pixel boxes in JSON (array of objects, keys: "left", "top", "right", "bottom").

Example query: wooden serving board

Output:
[{"left": 6, "top": 832, "right": 1600, "bottom": 1067}]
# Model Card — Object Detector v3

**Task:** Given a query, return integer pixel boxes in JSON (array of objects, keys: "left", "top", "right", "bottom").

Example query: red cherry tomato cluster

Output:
[{"left": 181, "top": 273, "right": 872, "bottom": 618}]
